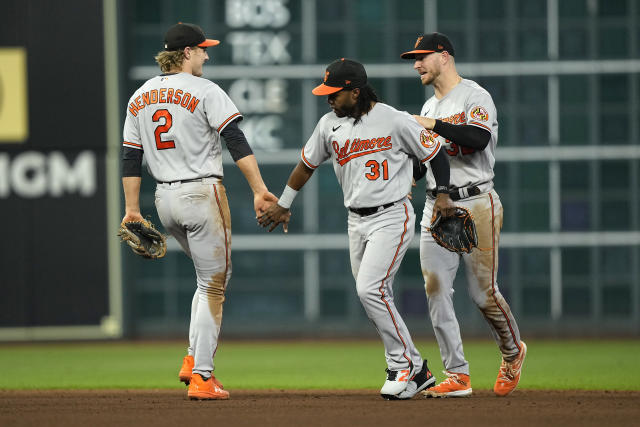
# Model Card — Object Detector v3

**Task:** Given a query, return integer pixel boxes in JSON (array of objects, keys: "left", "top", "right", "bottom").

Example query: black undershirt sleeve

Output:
[
  {"left": 432, "top": 120, "right": 491, "bottom": 151},
  {"left": 428, "top": 148, "right": 450, "bottom": 188},
  {"left": 413, "top": 157, "right": 428, "bottom": 181},
  {"left": 220, "top": 119, "right": 254, "bottom": 161},
  {"left": 122, "top": 147, "right": 143, "bottom": 177}
]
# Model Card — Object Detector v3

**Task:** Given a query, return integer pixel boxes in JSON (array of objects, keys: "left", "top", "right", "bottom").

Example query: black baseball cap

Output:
[
  {"left": 164, "top": 23, "right": 220, "bottom": 51},
  {"left": 312, "top": 58, "right": 368, "bottom": 96},
  {"left": 401, "top": 32, "right": 455, "bottom": 59}
]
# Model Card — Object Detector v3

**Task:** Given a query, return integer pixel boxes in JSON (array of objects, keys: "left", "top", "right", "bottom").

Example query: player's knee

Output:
[
  {"left": 355, "top": 286, "right": 370, "bottom": 301},
  {"left": 471, "top": 285, "right": 498, "bottom": 309},
  {"left": 355, "top": 284, "right": 378, "bottom": 305},
  {"left": 423, "top": 270, "right": 441, "bottom": 297}
]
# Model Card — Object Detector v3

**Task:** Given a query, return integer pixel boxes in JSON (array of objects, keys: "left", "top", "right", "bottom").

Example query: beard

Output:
[
  {"left": 420, "top": 69, "right": 439, "bottom": 86},
  {"left": 332, "top": 104, "right": 356, "bottom": 118}
]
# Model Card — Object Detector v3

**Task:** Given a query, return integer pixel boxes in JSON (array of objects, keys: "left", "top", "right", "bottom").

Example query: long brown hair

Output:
[{"left": 154, "top": 50, "right": 185, "bottom": 73}]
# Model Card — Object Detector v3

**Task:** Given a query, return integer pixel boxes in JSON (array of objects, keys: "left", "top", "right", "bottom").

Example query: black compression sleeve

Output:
[
  {"left": 122, "top": 147, "right": 143, "bottom": 177},
  {"left": 432, "top": 120, "right": 491, "bottom": 150},
  {"left": 413, "top": 156, "right": 428, "bottom": 181},
  {"left": 221, "top": 119, "right": 254, "bottom": 161},
  {"left": 429, "top": 148, "right": 450, "bottom": 188}
]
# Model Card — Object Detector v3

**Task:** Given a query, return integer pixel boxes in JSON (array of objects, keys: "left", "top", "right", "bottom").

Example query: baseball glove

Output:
[
  {"left": 118, "top": 219, "right": 167, "bottom": 259},
  {"left": 430, "top": 207, "right": 478, "bottom": 254}
]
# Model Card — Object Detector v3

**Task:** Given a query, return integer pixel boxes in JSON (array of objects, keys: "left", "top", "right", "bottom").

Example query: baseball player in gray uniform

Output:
[
  {"left": 401, "top": 33, "right": 526, "bottom": 397},
  {"left": 258, "top": 58, "right": 456, "bottom": 400},
  {"left": 121, "top": 23, "right": 277, "bottom": 400}
]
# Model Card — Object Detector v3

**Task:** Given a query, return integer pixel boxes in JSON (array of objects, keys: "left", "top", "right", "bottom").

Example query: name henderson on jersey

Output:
[{"left": 128, "top": 87, "right": 201, "bottom": 117}]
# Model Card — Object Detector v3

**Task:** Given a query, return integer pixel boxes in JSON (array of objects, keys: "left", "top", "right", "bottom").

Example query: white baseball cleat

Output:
[
  {"left": 380, "top": 367, "right": 411, "bottom": 399},
  {"left": 394, "top": 359, "right": 436, "bottom": 400}
]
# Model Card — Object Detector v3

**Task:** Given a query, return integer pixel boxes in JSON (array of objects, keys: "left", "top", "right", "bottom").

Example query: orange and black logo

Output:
[
  {"left": 470, "top": 106, "right": 489, "bottom": 122},
  {"left": 323, "top": 71, "right": 329, "bottom": 82},
  {"left": 414, "top": 36, "right": 423, "bottom": 48},
  {"left": 420, "top": 129, "right": 437, "bottom": 149}
]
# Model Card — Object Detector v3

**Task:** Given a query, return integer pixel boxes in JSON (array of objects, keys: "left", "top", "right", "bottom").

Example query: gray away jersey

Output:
[
  {"left": 123, "top": 72, "right": 241, "bottom": 182},
  {"left": 302, "top": 102, "right": 442, "bottom": 209},
  {"left": 420, "top": 78, "right": 498, "bottom": 190}
]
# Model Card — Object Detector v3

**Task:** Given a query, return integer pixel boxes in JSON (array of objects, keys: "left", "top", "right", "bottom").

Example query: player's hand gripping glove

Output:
[
  {"left": 430, "top": 207, "right": 478, "bottom": 254},
  {"left": 118, "top": 219, "right": 167, "bottom": 259}
]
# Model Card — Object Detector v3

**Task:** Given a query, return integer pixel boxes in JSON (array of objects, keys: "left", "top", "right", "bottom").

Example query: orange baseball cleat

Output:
[
  {"left": 179, "top": 355, "right": 224, "bottom": 390},
  {"left": 179, "top": 355, "right": 194, "bottom": 384},
  {"left": 494, "top": 341, "right": 527, "bottom": 397},
  {"left": 422, "top": 371, "right": 472, "bottom": 398},
  {"left": 187, "top": 373, "right": 229, "bottom": 400}
]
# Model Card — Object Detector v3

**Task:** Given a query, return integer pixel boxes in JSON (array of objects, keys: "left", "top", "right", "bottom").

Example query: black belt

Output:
[
  {"left": 349, "top": 202, "right": 395, "bottom": 217},
  {"left": 157, "top": 174, "right": 222, "bottom": 185},
  {"left": 428, "top": 185, "right": 481, "bottom": 201}
]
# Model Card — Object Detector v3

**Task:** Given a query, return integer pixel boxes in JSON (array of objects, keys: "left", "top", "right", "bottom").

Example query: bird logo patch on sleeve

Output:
[
  {"left": 420, "top": 129, "right": 437, "bottom": 148},
  {"left": 470, "top": 106, "right": 489, "bottom": 122}
]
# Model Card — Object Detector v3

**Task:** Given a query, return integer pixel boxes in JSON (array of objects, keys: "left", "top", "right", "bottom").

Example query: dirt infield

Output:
[{"left": 1, "top": 389, "right": 638, "bottom": 427}]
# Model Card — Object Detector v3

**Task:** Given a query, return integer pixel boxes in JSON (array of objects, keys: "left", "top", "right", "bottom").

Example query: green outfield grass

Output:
[{"left": 0, "top": 339, "right": 638, "bottom": 390}]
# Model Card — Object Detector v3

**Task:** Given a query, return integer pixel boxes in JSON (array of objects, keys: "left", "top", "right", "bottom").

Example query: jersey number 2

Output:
[
  {"left": 365, "top": 160, "right": 389, "bottom": 181},
  {"left": 153, "top": 109, "right": 175, "bottom": 150}
]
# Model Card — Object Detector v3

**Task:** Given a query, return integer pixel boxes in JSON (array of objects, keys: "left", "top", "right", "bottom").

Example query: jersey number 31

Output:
[{"left": 365, "top": 160, "right": 389, "bottom": 181}]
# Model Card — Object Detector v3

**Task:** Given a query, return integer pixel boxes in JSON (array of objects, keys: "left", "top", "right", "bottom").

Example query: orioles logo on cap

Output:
[
  {"left": 345, "top": 80, "right": 351, "bottom": 85},
  {"left": 324, "top": 71, "right": 329, "bottom": 82},
  {"left": 420, "top": 129, "right": 437, "bottom": 149},
  {"left": 438, "top": 44, "right": 444, "bottom": 50},
  {"left": 414, "top": 36, "right": 423, "bottom": 48}
]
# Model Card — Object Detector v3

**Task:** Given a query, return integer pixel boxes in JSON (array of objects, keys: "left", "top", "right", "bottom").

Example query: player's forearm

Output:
[
  {"left": 413, "top": 156, "right": 428, "bottom": 181},
  {"left": 414, "top": 116, "right": 491, "bottom": 151},
  {"left": 235, "top": 154, "right": 269, "bottom": 195},
  {"left": 122, "top": 176, "right": 142, "bottom": 215},
  {"left": 432, "top": 120, "right": 491, "bottom": 150},
  {"left": 287, "top": 161, "right": 315, "bottom": 191},
  {"left": 414, "top": 115, "right": 436, "bottom": 130},
  {"left": 429, "top": 149, "right": 450, "bottom": 190},
  {"left": 275, "top": 161, "right": 314, "bottom": 210}
]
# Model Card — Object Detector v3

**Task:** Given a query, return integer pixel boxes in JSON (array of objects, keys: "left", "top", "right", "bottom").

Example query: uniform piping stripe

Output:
[
  {"left": 378, "top": 202, "right": 412, "bottom": 367},
  {"left": 469, "top": 121, "right": 491, "bottom": 131},
  {"left": 213, "top": 185, "right": 230, "bottom": 284},
  {"left": 123, "top": 141, "right": 143, "bottom": 149},
  {"left": 217, "top": 112, "right": 242, "bottom": 132},
  {"left": 489, "top": 193, "right": 519, "bottom": 349},
  {"left": 301, "top": 149, "right": 319, "bottom": 169},
  {"left": 420, "top": 141, "right": 441, "bottom": 163}
]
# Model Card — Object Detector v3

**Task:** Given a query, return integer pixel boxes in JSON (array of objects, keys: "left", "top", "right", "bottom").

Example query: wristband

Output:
[
  {"left": 436, "top": 185, "right": 449, "bottom": 194},
  {"left": 277, "top": 185, "right": 298, "bottom": 209}
]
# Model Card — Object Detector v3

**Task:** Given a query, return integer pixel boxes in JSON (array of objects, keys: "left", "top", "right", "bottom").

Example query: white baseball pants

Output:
[
  {"left": 420, "top": 189, "right": 521, "bottom": 375},
  {"left": 155, "top": 177, "right": 232, "bottom": 378},
  {"left": 348, "top": 198, "right": 423, "bottom": 371}
]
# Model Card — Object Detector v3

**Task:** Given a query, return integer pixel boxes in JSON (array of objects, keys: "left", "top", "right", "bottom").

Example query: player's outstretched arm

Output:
[
  {"left": 258, "top": 161, "right": 314, "bottom": 233},
  {"left": 414, "top": 115, "right": 491, "bottom": 151},
  {"left": 122, "top": 176, "right": 145, "bottom": 223},
  {"left": 235, "top": 154, "right": 278, "bottom": 217},
  {"left": 414, "top": 115, "right": 436, "bottom": 130}
]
